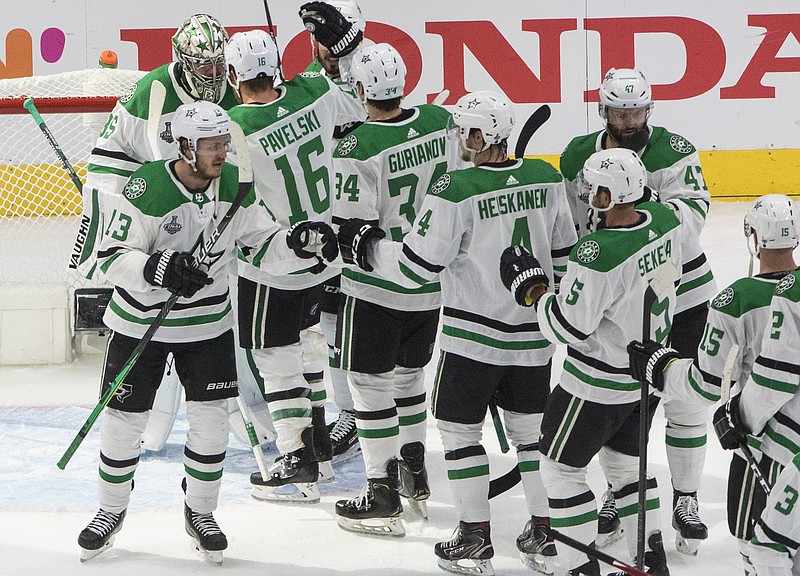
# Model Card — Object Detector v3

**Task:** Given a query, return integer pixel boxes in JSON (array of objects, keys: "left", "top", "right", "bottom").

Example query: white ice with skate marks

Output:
[{"left": 0, "top": 203, "right": 795, "bottom": 575}]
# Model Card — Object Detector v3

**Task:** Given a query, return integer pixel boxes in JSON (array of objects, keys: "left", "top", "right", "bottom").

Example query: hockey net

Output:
[{"left": 0, "top": 68, "right": 144, "bottom": 290}]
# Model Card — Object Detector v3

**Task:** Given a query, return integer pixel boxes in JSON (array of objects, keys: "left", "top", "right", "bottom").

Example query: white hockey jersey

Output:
[
  {"left": 229, "top": 72, "right": 363, "bottom": 290},
  {"left": 332, "top": 105, "right": 462, "bottom": 311},
  {"left": 740, "top": 271, "right": 800, "bottom": 467},
  {"left": 537, "top": 202, "right": 686, "bottom": 405},
  {"left": 560, "top": 126, "right": 716, "bottom": 314},
  {"left": 76, "top": 62, "right": 239, "bottom": 278},
  {"left": 97, "top": 160, "right": 310, "bottom": 343},
  {"left": 370, "top": 158, "right": 576, "bottom": 365}
]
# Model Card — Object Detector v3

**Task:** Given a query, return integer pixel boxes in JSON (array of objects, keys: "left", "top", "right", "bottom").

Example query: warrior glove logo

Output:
[{"left": 576, "top": 240, "right": 600, "bottom": 264}]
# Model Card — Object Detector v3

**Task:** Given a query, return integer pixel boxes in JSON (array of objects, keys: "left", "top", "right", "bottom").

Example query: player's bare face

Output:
[
  {"left": 606, "top": 107, "right": 648, "bottom": 149},
  {"left": 194, "top": 135, "right": 230, "bottom": 179},
  {"left": 316, "top": 43, "right": 341, "bottom": 78}
]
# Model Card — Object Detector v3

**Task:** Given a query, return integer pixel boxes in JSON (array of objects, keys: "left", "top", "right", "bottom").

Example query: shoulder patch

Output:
[
  {"left": 712, "top": 287, "right": 735, "bottom": 309},
  {"left": 776, "top": 273, "right": 796, "bottom": 295},
  {"left": 123, "top": 177, "right": 147, "bottom": 200},
  {"left": 430, "top": 173, "right": 450, "bottom": 195},
  {"left": 299, "top": 71, "right": 321, "bottom": 78},
  {"left": 669, "top": 134, "right": 694, "bottom": 154},
  {"left": 576, "top": 240, "right": 600, "bottom": 264},
  {"left": 337, "top": 134, "right": 358, "bottom": 157},
  {"left": 119, "top": 83, "right": 137, "bottom": 104}
]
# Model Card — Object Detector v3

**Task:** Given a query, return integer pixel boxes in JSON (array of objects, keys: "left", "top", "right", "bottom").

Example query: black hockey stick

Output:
[
  {"left": 514, "top": 104, "right": 551, "bottom": 159},
  {"left": 57, "top": 121, "right": 254, "bottom": 470},
  {"left": 636, "top": 262, "right": 680, "bottom": 568},
  {"left": 486, "top": 399, "right": 521, "bottom": 499},
  {"left": 262, "top": 0, "right": 285, "bottom": 82},
  {"left": 548, "top": 528, "right": 648, "bottom": 576}
]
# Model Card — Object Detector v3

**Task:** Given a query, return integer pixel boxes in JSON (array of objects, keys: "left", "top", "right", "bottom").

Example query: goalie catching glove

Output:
[
  {"left": 299, "top": 2, "right": 363, "bottom": 57},
  {"left": 499, "top": 245, "right": 548, "bottom": 307},
  {"left": 286, "top": 221, "right": 339, "bottom": 270},
  {"left": 337, "top": 218, "right": 385, "bottom": 272},
  {"left": 144, "top": 250, "right": 213, "bottom": 298},
  {"left": 627, "top": 339, "right": 680, "bottom": 391},
  {"left": 713, "top": 395, "right": 750, "bottom": 451}
]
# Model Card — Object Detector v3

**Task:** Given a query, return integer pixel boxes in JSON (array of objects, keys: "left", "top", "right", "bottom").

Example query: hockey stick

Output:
[
  {"left": 57, "top": 120, "right": 254, "bottom": 470},
  {"left": 636, "top": 261, "right": 680, "bottom": 569},
  {"left": 489, "top": 400, "right": 509, "bottom": 453},
  {"left": 548, "top": 528, "right": 648, "bottom": 576},
  {"left": 720, "top": 344, "right": 740, "bottom": 403},
  {"left": 147, "top": 80, "right": 166, "bottom": 161},
  {"left": 431, "top": 89, "right": 450, "bottom": 106},
  {"left": 236, "top": 395, "right": 271, "bottom": 480},
  {"left": 514, "top": 104, "right": 551, "bottom": 159},
  {"left": 24, "top": 98, "right": 84, "bottom": 194},
  {"left": 262, "top": 0, "right": 285, "bottom": 82},
  {"left": 486, "top": 399, "right": 520, "bottom": 499}
]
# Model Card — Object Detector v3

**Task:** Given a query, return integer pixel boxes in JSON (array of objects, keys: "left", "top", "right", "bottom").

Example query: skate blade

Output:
[
  {"left": 436, "top": 557, "right": 495, "bottom": 576},
  {"left": 189, "top": 539, "right": 224, "bottom": 565},
  {"left": 318, "top": 460, "right": 335, "bottom": 484},
  {"left": 337, "top": 515, "right": 405, "bottom": 537},
  {"left": 251, "top": 482, "right": 320, "bottom": 504},
  {"left": 402, "top": 496, "right": 429, "bottom": 521},
  {"left": 79, "top": 536, "right": 115, "bottom": 562},
  {"left": 594, "top": 525, "right": 624, "bottom": 548},
  {"left": 675, "top": 533, "right": 703, "bottom": 556},
  {"left": 332, "top": 443, "right": 362, "bottom": 465},
  {"left": 520, "top": 552, "right": 555, "bottom": 575}
]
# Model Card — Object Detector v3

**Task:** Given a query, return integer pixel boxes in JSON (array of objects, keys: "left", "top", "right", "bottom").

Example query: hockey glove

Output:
[
  {"left": 299, "top": 2, "right": 363, "bottom": 57},
  {"left": 627, "top": 339, "right": 680, "bottom": 391},
  {"left": 337, "top": 218, "right": 386, "bottom": 272},
  {"left": 499, "top": 245, "right": 548, "bottom": 307},
  {"left": 143, "top": 250, "right": 213, "bottom": 298},
  {"left": 287, "top": 221, "right": 339, "bottom": 262},
  {"left": 713, "top": 394, "right": 749, "bottom": 450}
]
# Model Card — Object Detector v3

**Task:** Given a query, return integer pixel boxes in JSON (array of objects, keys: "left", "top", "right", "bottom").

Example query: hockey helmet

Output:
[
  {"left": 172, "top": 14, "right": 229, "bottom": 103},
  {"left": 448, "top": 91, "right": 515, "bottom": 152},
  {"left": 581, "top": 148, "right": 646, "bottom": 211},
  {"left": 348, "top": 43, "right": 406, "bottom": 101},
  {"left": 744, "top": 194, "right": 800, "bottom": 251},
  {"left": 172, "top": 101, "right": 231, "bottom": 169},
  {"left": 225, "top": 30, "right": 280, "bottom": 89},
  {"left": 328, "top": 0, "right": 366, "bottom": 35},
  {"left": 598, "top": 68, "right": 653, "bottom": 122}
]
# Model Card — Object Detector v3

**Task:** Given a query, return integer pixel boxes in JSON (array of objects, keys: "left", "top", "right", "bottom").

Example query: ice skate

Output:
[
  {"left": 184, "top": 504, "right": 227, "bottom": 565},
  {"left": 398, "top": 441, "right": 430, "bottom": 520},
  {"left": 516, "top": 516, "right": 557, "bottom": 575},
  {"left": 250, "top": 445, "right": 320, "bottom": 504},
  {"left": 434, "top": 521, "right": 494, "bottom": 576},
  {"left": 328, "top": 409, "right": 361, "bottom": 464},
  {"left": 567, "top": 558, "right": 601, "bottom": 576},
  {"left": 312, "top": 406, "right": 335, "bottom": 484},
  {"left": 78, "top": 508, "right": 126, "bottom": 562},
  {"left": 610, "top": 531, "right": 670, "bottom": 576},
  {"left": 336, "top": 463, "right": 405, "bottom": 537},
  {"left": 672, "top": 492, "right": 708, "bottom": 556},
  {"left": 594, "top": 487, "right": 623, "bottom": 548}
]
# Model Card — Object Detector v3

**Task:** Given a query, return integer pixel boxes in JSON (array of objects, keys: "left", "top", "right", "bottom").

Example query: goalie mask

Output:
[
  {"left": 348, "top": 43, "right": 406, "bottom": 104},
  {"left": 172, "top": 14, "right": 229, "bottom": 103},
  {"left": 744, "top": 194, "right": 800, "bottom": 254},
  {"left": 581, "top": 148, "right": 646, "bottom": 212},
  {"left": 172, "top": 101, "right": 231, "bottom": 171},
  {"left": 448, "top": 91, "right": 515, "bottom": 161},
  {"left": 225, "top": 30, "right": 280, "bottom": 90}
]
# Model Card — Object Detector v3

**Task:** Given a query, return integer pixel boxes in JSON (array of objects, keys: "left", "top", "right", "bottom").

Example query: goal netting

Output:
[{"left": 0, "top": 68, "right": 144, "bottom": 290}]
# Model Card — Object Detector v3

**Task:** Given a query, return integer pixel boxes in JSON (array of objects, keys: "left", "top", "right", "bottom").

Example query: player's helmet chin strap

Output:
[
  {"left": 747, "top": 232, "right": 759, "bottom": 277},
  {"left": 179, "top": 139, "right": 199, "bottom": 173}
]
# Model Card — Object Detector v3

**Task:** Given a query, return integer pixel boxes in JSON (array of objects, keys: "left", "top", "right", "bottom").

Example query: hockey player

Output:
[
  {"left": 337, "top": 90, "right": 576, "bottom": 575},
  {"left": 223, "top": 21, "right": 363, "bottom": 502},
  {"left": 501, "top": 148, "right": 689, "bottom": 576},
  {"left": 303, "top": 0, "right": 368, "bottom": 463},
  {"left": 330, "top": 42, "right": 461, "bottom": 537},
  {"left": 628, "top": 194, "right": 799, "bottom": 567},
  {"left": 76, "top": 102, "right": 338, "bottom": 563},
  {"left": 560, "top": 68, "right": 717, "bottom": 553}
]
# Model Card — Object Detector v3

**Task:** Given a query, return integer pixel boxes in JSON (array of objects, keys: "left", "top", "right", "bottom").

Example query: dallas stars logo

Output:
[
  {"left": 604, "top": 70, "right": 615, "bottom": 81},
  {"left": 776, "top": 273, "right": 796, "bottom": 295},
  {"left": 123, "top": 177, "right": 147, "bottom": 200},
  {"left": 185, "top": 107, "right": 198, "bottom": 118},
  {"left": 599, "top": 159, "right": 614, "bottom": 169},
  {"left": 712, "top": 287, "right": 735, "bottom": 309},
  {"left": 361, "top": 54, "right": 372, "bottom": 63},
  {"left": 576, "top": 240, "right": 600, "bottom": 264},
  {"left": 430, "top": 174, "right": 451, "bottom": 195},
  {"left": 467, "top": 98, "right": 480, "bottom": 109},
  {"left": 337, "top": 134, "right": 358, "bottom": 157},
  {"left": 669, "top": 135, "right": 693, "bottom": 154}
]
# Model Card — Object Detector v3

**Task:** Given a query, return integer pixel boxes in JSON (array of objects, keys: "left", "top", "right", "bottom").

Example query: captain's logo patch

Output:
[{"left": 576, "top": 240, "right": 600, "bottom": 264}]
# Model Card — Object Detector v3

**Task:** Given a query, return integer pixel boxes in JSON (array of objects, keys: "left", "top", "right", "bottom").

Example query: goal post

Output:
[{"left": 0, "top": 68, "right": 144, "bottom": 365}]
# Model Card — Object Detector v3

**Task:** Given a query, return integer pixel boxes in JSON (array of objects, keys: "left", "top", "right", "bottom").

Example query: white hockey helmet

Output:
[
  {"left": 348, "top": 42, "right": 406, "bottom": 101},
  {"left": 449, "top": 91, "right": 515, "bottom": 151},
  {"left": 581, "top": 148, "right": 646, "bottom": 211},
  {"left": 172, "top": 101, "right": 231, "bottom": 168},
  {"left": 598, "top": 68, "right": 653, "bottom": 121},
  {"left": 172, "top": 14, "right": 229, "bottom": 103},
  {"left": 328, "top": 0, "right": 366, "bottom": 35},
  {"left": 225, "top": 30, "right": 280, "bottom": 89},
  {"left": 744, "top": 194, "right": 800, "bottom": 251}
]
